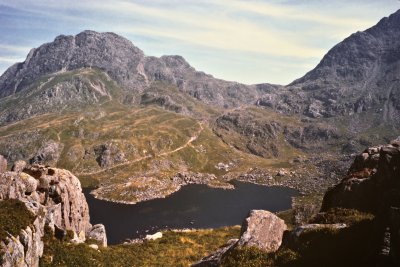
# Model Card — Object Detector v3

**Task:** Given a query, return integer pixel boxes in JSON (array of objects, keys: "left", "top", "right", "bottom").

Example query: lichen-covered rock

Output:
[
  {"left": 0, "top": 199, "right": 45, "bottom": 267},
  {"left": 0, "top": 155, "right": 6, "bottom": 174},
  {"left": 237, "top": 210, "right": 287, "bottom": 252},
  {"left": 29, "top": 141, "right": 64, "bottom": 166},
  {"left": 87, "top": 224, "right": 108, "bottom": 247},
  {"left": 0, "top": 164, "right": 104, "bottom": 266},
  {"left": 11, "top": 160, "right": 26, "bottom": 173}
]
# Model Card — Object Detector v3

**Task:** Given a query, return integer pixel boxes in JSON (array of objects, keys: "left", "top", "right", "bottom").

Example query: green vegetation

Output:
[
  {"left": 40, "top": 226, "right": 240, "bottom": 267},
  {"left": 0, "top": 199, "right": 36, "bottom": 243},
  {"left": 220, "top": 246, "right": 273, "bottom": 267},
  {"left": 311, "top": 208, "right": 375, "bottom": 225},
  {"left": 276, "top": 209, "right": 295, "bottom": 230},
  {"left": 0, "top": 199, "right": 36, "bottom": 261},
  {"left": 219, "top": 208, "right": 378, "bottom": 267}
]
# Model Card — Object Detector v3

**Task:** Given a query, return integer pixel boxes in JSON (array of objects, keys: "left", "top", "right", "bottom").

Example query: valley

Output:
[{"left": 0, "top": 7, "right": 400, "bottom": 267}]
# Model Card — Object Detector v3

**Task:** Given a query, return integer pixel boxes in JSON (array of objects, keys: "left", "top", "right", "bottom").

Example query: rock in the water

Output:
[
  {"left": 11, "top": 160, "right": 27, "bottom": 172},
  {"left": 0, "top": 155, "right": 6, "bottom": 173},
  {"left": 237, "top": 210, "right": 287, "bottom": 252},
  {"left": 88, "top": 224, "right": 108, "bottom": 247}
]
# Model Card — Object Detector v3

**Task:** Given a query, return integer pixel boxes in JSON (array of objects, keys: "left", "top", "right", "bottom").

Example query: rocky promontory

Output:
[{"left": 0, "top": 160, "right": 107, "bottom": 267}]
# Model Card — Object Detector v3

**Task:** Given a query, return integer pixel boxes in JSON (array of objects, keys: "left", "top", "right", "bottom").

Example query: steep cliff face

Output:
[{"left": 0, "top": 162, "right": 107, "bottom": 266}]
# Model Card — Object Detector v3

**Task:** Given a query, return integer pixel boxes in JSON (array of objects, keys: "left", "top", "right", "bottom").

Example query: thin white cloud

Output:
[
  {"left": 0, "top": 0, "right": 399, "bottom": 84},
  {"left": 0, "top": 56, "right": 24, "bottom": 63},
  {"left": 0, "top": 44, "right": 31, "bottom": 53}
]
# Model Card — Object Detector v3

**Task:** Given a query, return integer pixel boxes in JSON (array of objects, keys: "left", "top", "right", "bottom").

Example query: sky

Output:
[{"left": 0, "top": 0, "right": 399, "bottom": 85}]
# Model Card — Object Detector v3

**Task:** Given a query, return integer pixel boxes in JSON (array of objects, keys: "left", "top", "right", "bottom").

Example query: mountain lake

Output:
[{"left": 84, "top": 180, "right": 298, "bottom": 244}]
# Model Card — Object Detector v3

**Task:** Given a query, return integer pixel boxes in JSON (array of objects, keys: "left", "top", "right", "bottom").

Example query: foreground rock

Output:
[
  {"left": 87, "top": 224, "right": 108, "bottom": 247},
  {"left": 321, "top": 138, "right": 400, "bottom": 213},
  {"left": 194, "top": 210, "right": 287, "bottom": 266},
  {"left": 237, "top": 210, "right": 287, "bottom": 251},
  {"left": 0, "top": 163, "right": 107, "bottom": 266}
]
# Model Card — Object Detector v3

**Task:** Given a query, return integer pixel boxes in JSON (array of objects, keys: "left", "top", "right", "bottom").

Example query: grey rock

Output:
[
  {"left": 237, "top": 210, "right": 287, "bottom": 252},
  {"left": 321, "top": 141, "right": 400, "bottom": 213},
  {"left": 0, "top": 164, "right": 106, "bottom": 265},
  {"left": 255, "top": 9, "right": 400, "bottom": 128},
  {"left": 87, "top": 224, "right": 108, "bottom": 247},
  {"left": 29, "top": 141, "right": 64, "bottom": 166},
  {"left": 11, "top": 160, "right": 27, "bottom": 172},
  {"left": 0, "top": 155, "right": 6, "bottom": 173}
]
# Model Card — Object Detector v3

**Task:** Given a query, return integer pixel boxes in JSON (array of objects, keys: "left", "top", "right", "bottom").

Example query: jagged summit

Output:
[
  {"left": 0, "top": 30, "right": 145, "bottom": 98},
  {"left": 256, "top": 9, "right": 400, "bottom": 126},
  {"left": 0, "top": 30, "right": 268, "bottom": 112}
]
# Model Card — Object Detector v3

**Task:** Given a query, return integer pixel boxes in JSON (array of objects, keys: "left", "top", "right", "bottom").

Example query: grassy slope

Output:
[
  {"left": 0, "top": 68, "right": 308, "bottom": 202},
  {"left": 40, "top": 226, "right": 240, "bottom": 267}
]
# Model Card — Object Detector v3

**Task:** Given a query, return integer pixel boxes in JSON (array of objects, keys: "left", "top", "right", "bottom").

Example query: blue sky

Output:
[{"left": 0, "top": 0, "right": 399, "bottom": 85}]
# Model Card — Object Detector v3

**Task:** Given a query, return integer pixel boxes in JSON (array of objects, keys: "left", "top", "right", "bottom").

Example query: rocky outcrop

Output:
[
  {"left": 0, "top": 201, "right": 45, "bottom": 267},
  {"left": 11, "top": 160, "right": 26, "bottom": 173},
  {"left": 214, "top": 110, "right": 282, "bottom": 158},
  {"left": 321, "top": 138, "right": 400, "bottom": 213},
  {"left": 29, "top": 141, "right": 64, "bottom": 166},
  {"left": 0, "top": 163, "right": 107, "bottom": 266},
  {"left": 0, "top": 155, "right": 6, "bottom": 173},
  {"left": 237, "top": 210, "right": 287, "bottom": 252}
]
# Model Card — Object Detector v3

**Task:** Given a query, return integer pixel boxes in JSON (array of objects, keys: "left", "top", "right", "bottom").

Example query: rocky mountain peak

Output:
[
  {"left": 0, "top": 30, "right": 146, "bottom": 98},
  {"left": 256, "top": 9, "right": 400, "bottom": 125}
]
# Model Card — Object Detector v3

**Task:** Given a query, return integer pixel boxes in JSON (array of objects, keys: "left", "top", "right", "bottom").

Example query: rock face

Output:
[
  {"left": 0, "top": 155, "right": 6, "bottom": 173},
  {"left": 0, "top": 201, "right": 45, "bottom": 267},
  {"left": 321, "top": 138, "right": 400, "bottom": 213},
  {"left": 320, "top": 138, "right": 400, "bottom": 265},
  {"left": 0, "top": 163, "right": 107, "bottom": 266},
  {"left": 237, "top": 210, "right": 287, "bottom": 252},
  {"left": 29, "top": 141, "right": 64, "bottom": 166},
  {"left": 257, "top": 9, "right": 400, "bottom": 125}
]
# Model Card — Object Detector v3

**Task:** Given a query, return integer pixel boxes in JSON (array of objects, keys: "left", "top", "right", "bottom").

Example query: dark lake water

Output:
[{"left": 84, "top": 181, "right": 298, "bottom": 245}]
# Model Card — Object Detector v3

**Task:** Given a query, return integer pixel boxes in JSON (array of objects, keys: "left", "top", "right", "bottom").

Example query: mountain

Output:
[
  {"left": 0, "top": 30, "right": 277, "bottom": 125},
  {"left": 1, "top": 10, "right": 400, "bottom": 203},
  {"left": 257, "top": 10, "right": 400, "bottom": 126}
]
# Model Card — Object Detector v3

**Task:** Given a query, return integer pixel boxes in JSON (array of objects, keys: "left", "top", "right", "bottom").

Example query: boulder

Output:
[
  {"left": 237, "top": 210, "right": 287, "bottom": 252},
  {"left": 11, "top": 160, "right": 27, "bottom": 172},
  {"left": 87, "top": 224, "right": 108, "bottom": 247},
  {"left": 145, "top": 231, "right": 163, "bottom": 241},
  {"left": 0, "top": 155, "right": 7, "bottom": 173},
  {"left": 89, "top": 244, "right": 99, "bottom": 250}
]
